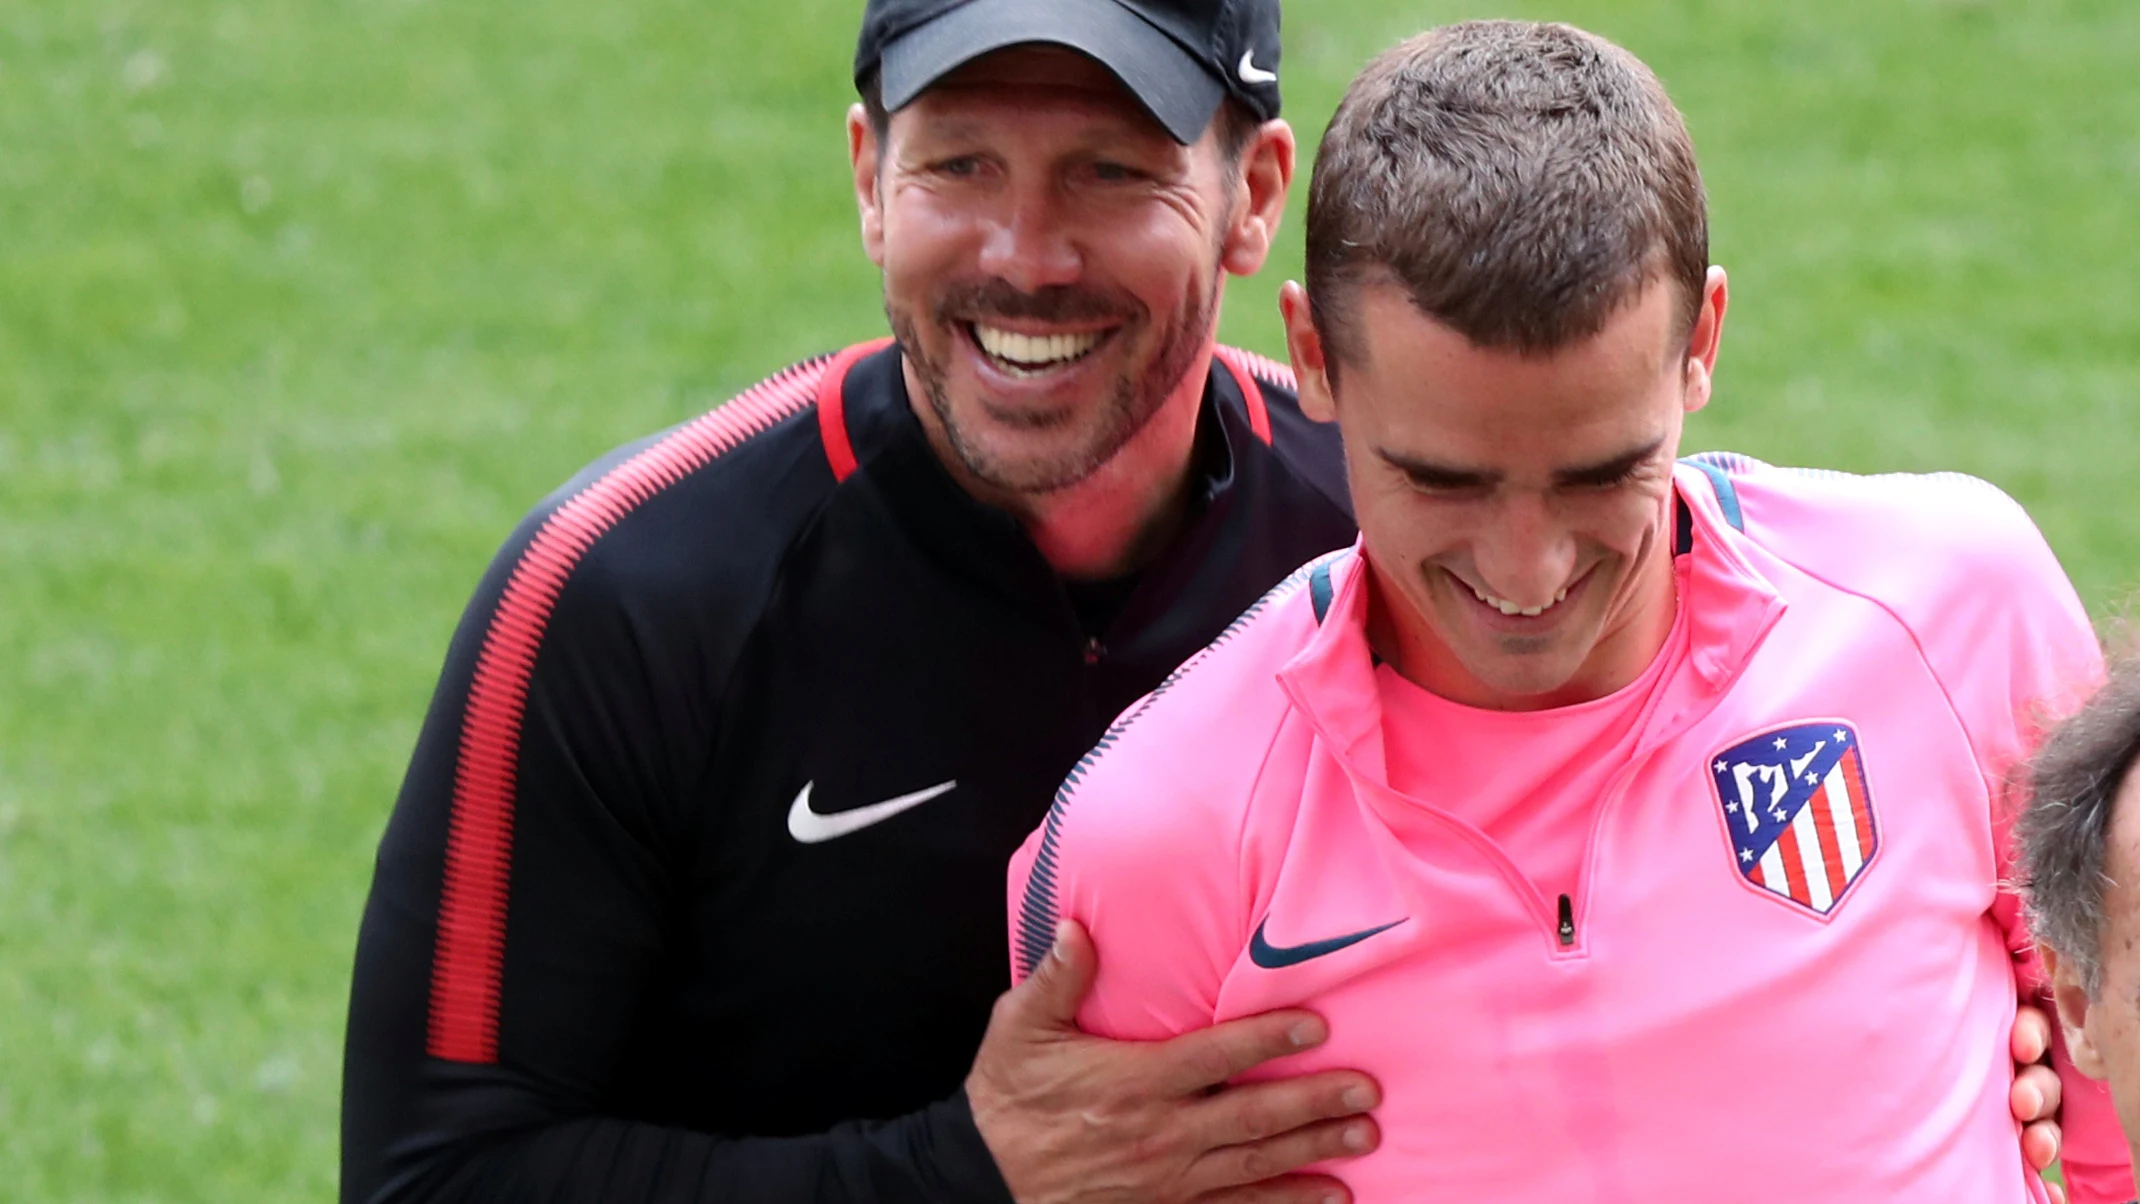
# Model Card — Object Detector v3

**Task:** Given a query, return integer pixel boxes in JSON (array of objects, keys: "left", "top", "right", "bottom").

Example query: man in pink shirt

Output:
[{"left": 1007, "top": 20, "right": 2134, "bottom": 1202}]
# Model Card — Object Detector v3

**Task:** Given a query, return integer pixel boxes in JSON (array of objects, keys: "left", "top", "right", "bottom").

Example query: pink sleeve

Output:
[
  {"left": 1924, "top": 497, "right": 2127, "bottom": 1202},
  {"left": 1004, "top": 725, "right": 1254, "bottom": 1042}
]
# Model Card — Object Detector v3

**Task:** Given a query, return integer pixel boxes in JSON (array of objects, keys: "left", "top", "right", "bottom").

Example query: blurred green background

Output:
[{"left": 3, "top": 0, "right": 2136, "bottom": 1196}]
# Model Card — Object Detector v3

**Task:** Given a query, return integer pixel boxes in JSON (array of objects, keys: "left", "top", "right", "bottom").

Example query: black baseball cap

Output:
[{"left": 854, "top": 0, "right": 1282, "bottom": 145}]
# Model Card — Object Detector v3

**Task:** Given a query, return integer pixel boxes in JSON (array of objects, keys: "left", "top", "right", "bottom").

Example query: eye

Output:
[
  {"left": 1581, "top": 466, "right": 1643, "bottom": 490},
  {"left": 1575, "top": 463, "right": 1652, "bottom": 492},
  {"left": 931, "top": 155, "right": 985, "bottom": 179},
  {"left": 1555, "top": 454, "right": 1662, "bottom": 493},
  {"left": 1402, "top": 470, "right": 1489, "bottom": 497},
  {"left": 1089, "top": 160, "right": 1143, "bottom": 182}
]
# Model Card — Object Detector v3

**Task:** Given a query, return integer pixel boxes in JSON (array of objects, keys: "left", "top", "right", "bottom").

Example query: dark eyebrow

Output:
[
  {"left": 1375, "top": 449, "right": 1498, "bottom": 490},
  {"left": 1552, "top": 438, "right": 1668, "bottom": 488}
]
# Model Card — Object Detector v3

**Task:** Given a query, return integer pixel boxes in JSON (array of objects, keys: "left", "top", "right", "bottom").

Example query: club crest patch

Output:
[{"left": 1710, "top": 721, "right": 1878, "bottom": 916}]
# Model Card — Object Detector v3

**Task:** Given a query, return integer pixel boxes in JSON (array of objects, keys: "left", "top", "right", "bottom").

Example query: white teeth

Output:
[
  {"left": 973, "top": 324, "right": 1103, "bottom": 370},
  {"left": 1467, "top": 581, "right": 1572, "bottom": 618}
]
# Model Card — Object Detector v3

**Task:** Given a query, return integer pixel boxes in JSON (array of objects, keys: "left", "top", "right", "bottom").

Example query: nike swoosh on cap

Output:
[
  {"left": 1249, "top": 916, "right": 1406, "bottom": 969},
  {"left": 786, "top": 780, "right": 957, "bottom": 844},
  {"left": 1237, "top": 50, "right": 1277, "bottom": 86}
]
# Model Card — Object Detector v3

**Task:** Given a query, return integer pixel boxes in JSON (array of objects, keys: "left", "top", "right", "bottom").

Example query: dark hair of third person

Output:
[
  {"left": 1303, "top": 20, "right": 1708, "bottom": 372},
  {"left": 2020, "top": 649, "right": 2140, "bottom": 998}
]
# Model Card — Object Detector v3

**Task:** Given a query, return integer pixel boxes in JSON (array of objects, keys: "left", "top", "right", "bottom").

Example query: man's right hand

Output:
[{"left": 967, "top": 920, "right": 1380, "bottom": 1204}]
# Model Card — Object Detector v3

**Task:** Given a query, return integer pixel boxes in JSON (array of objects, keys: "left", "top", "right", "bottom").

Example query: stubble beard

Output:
[{"left": 889, "top": 265, "right": 1219, "bottom": 498}]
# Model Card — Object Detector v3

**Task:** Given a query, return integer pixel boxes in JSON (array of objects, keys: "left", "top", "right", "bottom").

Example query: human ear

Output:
[
  {"left": 1280, "top": 282, "right": 1336, "bottom": 423},
  {"left": 848, "top": 104, "right": 886, "bottom": 268},
  {"left": 1220, "top": 120, "right": 1296, "bottom": 278},
  {"left": 1682, "top": 265, "right": 1729, "bottom": 414},
  {"left": 2043, "top": 943, "right": 2109, "bottom": 1080}
]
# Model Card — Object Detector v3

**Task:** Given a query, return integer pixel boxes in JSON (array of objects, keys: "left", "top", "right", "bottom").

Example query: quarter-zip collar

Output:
[{"left": 1277, "top": 462, "right": 1790, "bottom": 788}]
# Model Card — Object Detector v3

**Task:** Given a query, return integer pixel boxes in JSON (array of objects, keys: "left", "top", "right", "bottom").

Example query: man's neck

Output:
[{"left": 908, "top": 355, "right": 1214, "bottom": 582}]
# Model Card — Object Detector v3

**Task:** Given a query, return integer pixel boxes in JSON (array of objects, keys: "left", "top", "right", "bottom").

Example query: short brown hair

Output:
[{"left": 1304, "top": 21, "right": 1708, "bottom": 364}]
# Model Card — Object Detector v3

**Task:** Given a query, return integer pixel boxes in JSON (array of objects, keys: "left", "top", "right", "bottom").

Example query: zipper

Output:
[
  {"left": 1082, "top": 636, "right": 1105, "bottom": 666},
  {"left": 1336, "top": 552, "right": 1767, "bottom": 960}
]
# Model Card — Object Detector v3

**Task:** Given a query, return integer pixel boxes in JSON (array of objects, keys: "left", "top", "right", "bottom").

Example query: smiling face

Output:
[
  {"left": 850, "top": 47, "right": 1283, "bottom": 499},
  {"left": 1284, "top": 271, "right": 1726, "bottom": 710}
]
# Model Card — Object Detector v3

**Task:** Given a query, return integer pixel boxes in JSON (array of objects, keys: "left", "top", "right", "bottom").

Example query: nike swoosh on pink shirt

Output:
[{"left": 1249, "top": 916, "right": 1407, "bottom": 968}]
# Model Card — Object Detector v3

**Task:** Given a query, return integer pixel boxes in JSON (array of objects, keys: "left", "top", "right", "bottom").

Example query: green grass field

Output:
[{"left": 4, "top": 0, "right": 2137, "bottom": 1196}]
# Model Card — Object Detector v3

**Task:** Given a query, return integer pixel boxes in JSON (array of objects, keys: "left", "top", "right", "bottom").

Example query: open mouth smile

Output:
[
  {"left": 1461, "top": 573, "right": 1580, "bottom": 619},
  {"left": 966, "top": 322, "right": 1111, "bottom": 378}
]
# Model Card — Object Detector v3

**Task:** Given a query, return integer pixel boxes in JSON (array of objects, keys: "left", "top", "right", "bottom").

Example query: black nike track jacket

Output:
[{"left": 341, "top": 340, "right": 1357, "bottom": 1203}]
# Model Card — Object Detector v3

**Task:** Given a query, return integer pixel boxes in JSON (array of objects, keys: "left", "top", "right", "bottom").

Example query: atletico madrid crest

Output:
[{"left": 1710, "top": 721, "right": 1878, "bottom": 917}]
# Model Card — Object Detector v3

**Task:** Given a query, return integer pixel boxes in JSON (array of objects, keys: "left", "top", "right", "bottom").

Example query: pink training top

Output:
[{"left": 1008, "top": 456, "right": 2131, "bottom": 1203}]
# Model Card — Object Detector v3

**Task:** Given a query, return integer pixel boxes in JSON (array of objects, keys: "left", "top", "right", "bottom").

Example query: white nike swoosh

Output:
[
  {"left": 786, "top": 780, "right": 958, "bottom": 844},
  {"left": 1238, "top": 49, "right": 1277, "bottom": 86}
]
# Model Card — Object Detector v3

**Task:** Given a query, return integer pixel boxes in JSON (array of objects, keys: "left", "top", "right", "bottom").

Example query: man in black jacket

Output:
[
  {"left": 343, "top": 2, "right": 1381, "bottom": 1201},
  {"left": 341, "top": 2, "right": 2074, "bottom": 1200}
]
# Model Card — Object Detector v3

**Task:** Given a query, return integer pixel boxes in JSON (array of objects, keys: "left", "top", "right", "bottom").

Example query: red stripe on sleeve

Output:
[
  {"left": 814, "top": 338, "right": 895, "bottom": 481},
  {"left": 425, "top": 352, "right": 838, "bottom": 1064}
]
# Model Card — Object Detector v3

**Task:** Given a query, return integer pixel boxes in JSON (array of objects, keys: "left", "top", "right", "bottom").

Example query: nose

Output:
[
  {"left": 977, "top": 182, "right": 1083, "bottom": 294},
  {"left": 1473, "top": 492, "right": 1578, "bottom": 607}
]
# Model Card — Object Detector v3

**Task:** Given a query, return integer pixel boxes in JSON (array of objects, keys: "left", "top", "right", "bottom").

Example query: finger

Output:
[
  {"left": 1189, "top": 1072, "right": 1380, "bottom": 1149},
  {"left": 2012, "top": 1062, "right": 2063, "bottom": 1125},
  {"left": 1005, "top": 919, "right": 1098, "bottom": 1033},
  {"left": 1185, "top": 1116, "right": 1379, "bottom": 1195},
  {"left": 1153, "top": 1010, "right": 1333, "bottom": 1095},
  {"left": 2011, "top": 1070, "right": 2043, "bottom": 1124},
  {"left": 2013, "top": 1003, "right": 2052, "bottom": 1065},
  {"left": 1196, "top": 1174, "right": 1352, "bottom": 1204},
  {"left": 2046, "top": 1182, "right": 2067, "bottom": 1204},
  {"left": 2020, "top": 1116, "right": 2062, "bottom": 1174}
]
